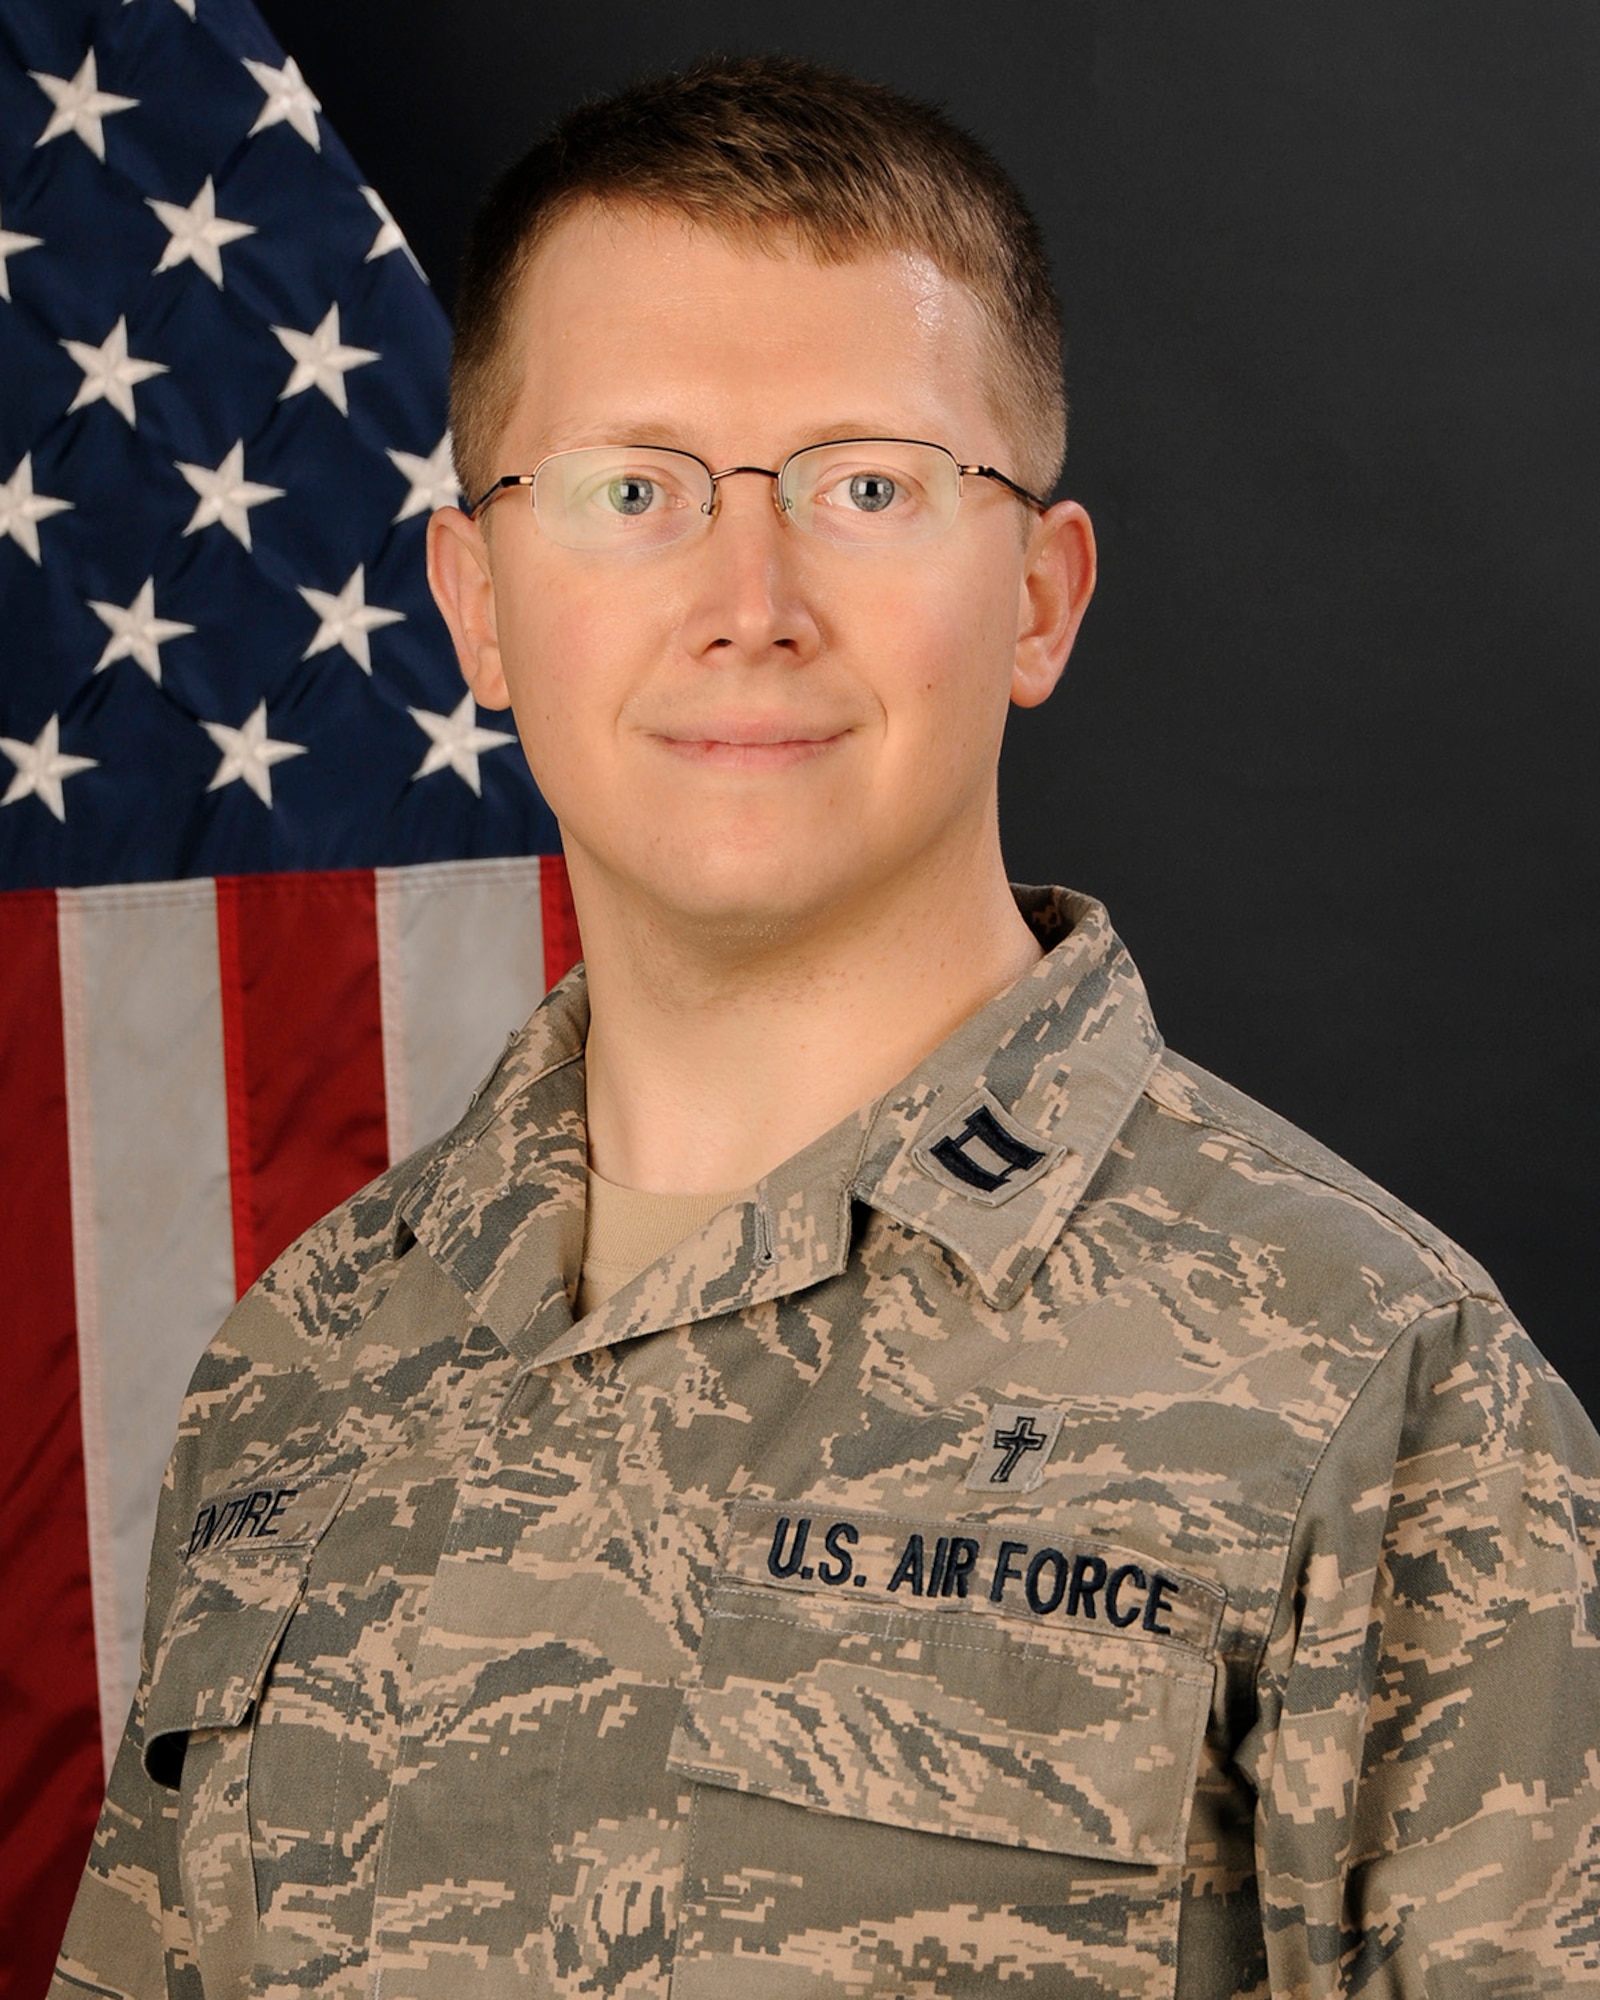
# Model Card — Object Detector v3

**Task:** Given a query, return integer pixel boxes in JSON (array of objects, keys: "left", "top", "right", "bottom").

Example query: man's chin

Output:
[
  {"left": 649, "top": 878, "right": 833, "bottom": 946},
  {"left": 607, "top": 851, "right": 864, "bottom": 954}
]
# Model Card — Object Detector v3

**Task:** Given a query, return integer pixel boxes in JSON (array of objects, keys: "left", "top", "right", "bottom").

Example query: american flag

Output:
[{"left": 0, "top": 0, "right": 575, "bottom": 1984}]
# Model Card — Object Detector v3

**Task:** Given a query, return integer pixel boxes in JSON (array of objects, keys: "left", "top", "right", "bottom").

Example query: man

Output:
[{"left": 53, "top": 55, "right": 1600, "bottom": 2000}]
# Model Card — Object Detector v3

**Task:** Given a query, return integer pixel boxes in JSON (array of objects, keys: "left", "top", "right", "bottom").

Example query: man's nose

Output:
[{"left": 683, "top": 468, "right": 817, "bottom": 662}]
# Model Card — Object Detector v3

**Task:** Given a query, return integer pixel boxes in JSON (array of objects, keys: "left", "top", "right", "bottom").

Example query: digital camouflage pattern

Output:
[{"left": 51, "top": 889, "right": 1600, "bottom": 1998}]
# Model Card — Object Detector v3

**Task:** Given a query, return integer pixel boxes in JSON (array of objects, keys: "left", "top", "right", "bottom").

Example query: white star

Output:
[
  {"left": 273, "top": 304, "right": 378, "bottom": 414},
  {"left": 176, "top": 441, "right": 283, "bottom": 550},
  {"left": 31, "top": 51, "right": 138, "bottom": 163},
  {"left": 0, "top": 453, "right": 73, "bottom": 564},
  {"left": 360, "top": 184, "right": 423, "bottom": 274},
  {"left": 88, "top": 576, "right": 194, "bottom": 682},
  {"left": 62, "top": 316, "right": 167, "bottom": 426},
  {"left": 0, "top": 714, "right": 97, "bottom": 822},
  {"left": 299, "top": 564, "right": 405, "bottom": 674},
  {"left": 0, "top": 204, "right": 43, "bottom": 304},
  {"left": 388, "top": 435, "right": 458, "bottom": 522},
  {"left": 408, "top": 692, "right": 517, "bottom": 796},
  {"left": 148, "top": 176, "right": 255, "bottom": 287},
  {"left": 201, "top": 700, "right": 306, "bottom": 806},
  {"left": 243, "top": 55, "right": 321, "bottom": 150}
]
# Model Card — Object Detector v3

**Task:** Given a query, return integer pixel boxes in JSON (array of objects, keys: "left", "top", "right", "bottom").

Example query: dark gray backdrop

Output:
[{"left": 256, "top": 0, "right": 1599, "bottom": 1412}]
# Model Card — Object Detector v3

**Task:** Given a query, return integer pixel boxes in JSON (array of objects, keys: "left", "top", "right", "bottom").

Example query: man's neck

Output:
[{"left": 573, "top": 851, "right": 1043, "bottom": 1195}]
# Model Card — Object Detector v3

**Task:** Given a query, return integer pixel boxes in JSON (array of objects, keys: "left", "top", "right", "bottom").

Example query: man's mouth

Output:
[{"left": 651, "top": 719, "right": 849, "bottom": 768}]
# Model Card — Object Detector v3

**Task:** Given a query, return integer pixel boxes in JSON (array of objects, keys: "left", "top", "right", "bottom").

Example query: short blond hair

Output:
[{"left": 450, "top": 55, "right": 1067, "bottom": 503}]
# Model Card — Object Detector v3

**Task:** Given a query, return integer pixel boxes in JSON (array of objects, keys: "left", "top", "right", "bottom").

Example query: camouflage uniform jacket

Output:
[{"left": 53, "top": 887, "right": 1600, "bottom": 1999}]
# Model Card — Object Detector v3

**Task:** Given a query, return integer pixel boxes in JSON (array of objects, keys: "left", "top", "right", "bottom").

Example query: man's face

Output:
[{"left": 430, "top": 203, "right": 1092, "bottom": 944}]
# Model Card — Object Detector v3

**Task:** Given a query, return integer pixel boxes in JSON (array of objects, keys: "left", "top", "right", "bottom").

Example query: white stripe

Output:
[
  {"left": 56, "top": 893, "right": 121, "bottom": 1776},
  {"left": 375, "top": 856, "right": 549, "bottom": 1161},
  {"left": 375, "top": 869, "right": 411, "bottom": 1163},
  {"left": 64, "top": 880, "right": 235, "bottom": 1753}
]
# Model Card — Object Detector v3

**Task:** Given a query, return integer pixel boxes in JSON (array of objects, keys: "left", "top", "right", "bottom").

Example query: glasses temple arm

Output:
[
  {"left": 963, "top": 465, "right": 1050, "bottom": 512},
  {"left": 465, "top": 474, "right": 537, "bottom": 519}
]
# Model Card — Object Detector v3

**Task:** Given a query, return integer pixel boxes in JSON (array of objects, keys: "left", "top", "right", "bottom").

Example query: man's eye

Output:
[
  {"left": 604, "top": 476, "right": 658, "bottom": 516},
  {"left": 846, "top": 472, "right": 897, "bottom": 512}
]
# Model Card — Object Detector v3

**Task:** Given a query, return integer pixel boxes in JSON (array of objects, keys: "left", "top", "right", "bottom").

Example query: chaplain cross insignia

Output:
[
  {"left": 964, "top": 1403, "right": 1066, "bottom": 1494},
  {"left": 990, "top": 1414, "right": 1048, "bottom": 1483}
]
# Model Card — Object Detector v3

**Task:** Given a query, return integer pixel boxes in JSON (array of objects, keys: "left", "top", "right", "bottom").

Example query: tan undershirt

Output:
[{"left": 576, "top": 1171, "right": 747, "bottom": 1317}]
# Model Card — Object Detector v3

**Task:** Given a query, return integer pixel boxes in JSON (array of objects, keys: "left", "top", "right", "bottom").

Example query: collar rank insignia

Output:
[
  {"left": 964, "top": 1403, "right": 1067, "bottom": 1494},
  {"left": 912, "top": 1088, "right": 1060, "bottom": 1205}
]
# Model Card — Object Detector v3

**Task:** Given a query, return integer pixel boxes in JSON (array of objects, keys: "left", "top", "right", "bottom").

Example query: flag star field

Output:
[{"left": 0, "top": 0, "right": 559, "bottom": 889}]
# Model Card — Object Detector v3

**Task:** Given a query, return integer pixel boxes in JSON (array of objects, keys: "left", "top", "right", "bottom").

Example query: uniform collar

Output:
[
  {"left": 399, "top": 888, "right": 1161, "bottom": 1367},
  {"left": 852, "top": 887, "right": 1162, "bottom": 1309}
]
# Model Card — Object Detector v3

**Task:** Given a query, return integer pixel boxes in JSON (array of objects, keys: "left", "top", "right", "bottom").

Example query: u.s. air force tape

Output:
[{"left": 721, "top": 1501, "right": 1225, "bottom": 1653}]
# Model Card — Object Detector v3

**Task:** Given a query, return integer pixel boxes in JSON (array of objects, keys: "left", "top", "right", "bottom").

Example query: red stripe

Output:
[
  {"left": 0, "top": 891, "right": 104, "bottom": 1995},
  {"left": 216, "top": 870, "right": 389, "bottom": 1294},
  {"left": 539, "top": 851, "right": 582, "bottom": 988}
]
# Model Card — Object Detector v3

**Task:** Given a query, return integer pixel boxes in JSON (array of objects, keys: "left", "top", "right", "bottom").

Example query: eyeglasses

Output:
[{"left": 465, "top": 438, "right": 1048, "bottom": 552}]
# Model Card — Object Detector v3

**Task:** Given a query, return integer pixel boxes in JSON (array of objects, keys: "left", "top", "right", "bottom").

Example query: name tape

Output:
[{"left": 185, "top": 1477, "right": 345, "bottom": 1562}]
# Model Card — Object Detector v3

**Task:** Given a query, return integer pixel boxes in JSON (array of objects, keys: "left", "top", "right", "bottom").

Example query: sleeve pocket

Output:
[
  {"left": 143, "top": 1548, "right": 308, "bottom": 1790},
  {"left": 139, "top": 1549, "right": 309, "bottom": 1998}
]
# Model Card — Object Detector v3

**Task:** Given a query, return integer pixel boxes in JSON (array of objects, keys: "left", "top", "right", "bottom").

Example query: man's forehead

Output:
[{"left": 500, "top": 203, "right": 997, "bottom": 451}]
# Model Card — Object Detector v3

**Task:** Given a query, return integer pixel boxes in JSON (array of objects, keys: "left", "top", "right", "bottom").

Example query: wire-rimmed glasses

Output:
[{"left": 465, "top": 438, "right": 1048, "bottom": 551}]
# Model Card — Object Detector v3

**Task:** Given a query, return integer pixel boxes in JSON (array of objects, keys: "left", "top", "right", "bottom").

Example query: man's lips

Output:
[{"left": 649, "top": 720, "right": 850, "bottom": 767}]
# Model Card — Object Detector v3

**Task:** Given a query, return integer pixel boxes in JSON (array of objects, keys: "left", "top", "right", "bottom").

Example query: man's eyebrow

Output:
[
  {"left": 539, "top": 422, "right": 701, "bottom": 454},
  {"left": 782, "top": 423, "right": 934, "bottom": 452},
  {"left": 537, "top": 421, "right": 926, "bottom": 458}
]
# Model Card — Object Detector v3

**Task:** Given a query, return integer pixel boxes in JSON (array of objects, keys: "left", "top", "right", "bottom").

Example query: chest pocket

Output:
[
  {"left": 143, "top": 1480, "right": 340, "bottom": 2000},
  {"left": 666, "top": 1577, "right": 1214, "bottom": 2000}
]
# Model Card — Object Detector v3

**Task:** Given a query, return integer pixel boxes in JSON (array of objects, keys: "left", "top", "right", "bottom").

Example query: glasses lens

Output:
[
  {"left": 531, "top": 447, "right": 713, "bottom": 550},
  {"left": 781, "top": 441, "right": 960, "bottom": 546}
]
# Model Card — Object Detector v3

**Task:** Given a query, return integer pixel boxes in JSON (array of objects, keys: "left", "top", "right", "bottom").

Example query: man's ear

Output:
[
  {"left": 426, "top": 505, "right": 511, "bottom": 709},
  {"left": 1011, "top": 499, "right": 1097, "bottom": 710}
]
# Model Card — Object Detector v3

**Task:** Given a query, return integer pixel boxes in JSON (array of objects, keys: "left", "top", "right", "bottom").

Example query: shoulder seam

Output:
[{"left": 1142, "top": 1055, "right": 1497, "bottom": 1308}]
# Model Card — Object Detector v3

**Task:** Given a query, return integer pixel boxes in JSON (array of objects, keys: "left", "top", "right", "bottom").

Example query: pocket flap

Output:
[
  {"left": 143, "top": 1548, "right": 308, "bottom": 1789},
  {"left": 669, "top": 1583, "right": 1212, "bottom": 1867}
]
